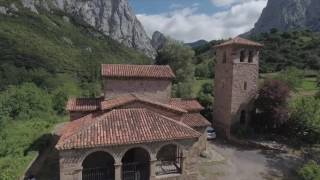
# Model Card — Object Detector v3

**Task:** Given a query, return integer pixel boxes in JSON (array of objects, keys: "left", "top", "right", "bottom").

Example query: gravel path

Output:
[{"left": 198, "top": 139, "right": 302, "bottom": 180}]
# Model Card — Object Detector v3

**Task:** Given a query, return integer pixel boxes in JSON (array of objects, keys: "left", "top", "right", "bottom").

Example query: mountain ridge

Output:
[{"left": 248, "top": 0, "right": 320, "bottom": 35}]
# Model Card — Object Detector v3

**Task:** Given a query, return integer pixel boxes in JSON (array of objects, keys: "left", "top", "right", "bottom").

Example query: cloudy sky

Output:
[{"left": 129, "top": 0, "right": 268, "bottom": 43}]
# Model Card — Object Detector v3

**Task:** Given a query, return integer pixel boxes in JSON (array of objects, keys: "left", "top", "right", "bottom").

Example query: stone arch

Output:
[
  {"left": 82, "top": 151, "right": 115, "bottom": 180},
  {"left": 119, "top": 144, "right": 154, "bottom": 160},
  {"left": 156, "top": 143, "right": 183, "bottom": 176},
  {"left": 122, "top": 147, "right": 151, "bottom": 180},
  {"left": 79, "top": 149, "right": 117, "bottom": 167}
]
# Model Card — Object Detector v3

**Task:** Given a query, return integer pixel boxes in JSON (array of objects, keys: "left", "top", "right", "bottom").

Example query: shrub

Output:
[
  {"left": 298, "top": 161, "right": 320, "bottom": 180},
  {"left": 254, "top": 79, "right": 290, "bottom": 131},
  {"left": 0, "top": 83, "right": 53, "bottom": 120},
  {"left": 275, "top": 67, "right": 304, "bottom": 91},
  {"left": 289, "top": 97, "right": 320, "bottom": 144}
]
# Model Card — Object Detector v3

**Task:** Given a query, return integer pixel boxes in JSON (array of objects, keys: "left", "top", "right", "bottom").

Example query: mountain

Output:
[
  {"left": 186, "top": 40, "right": 208, "bottom": 49},
  {"left": 0, "top": 2, "right": 151, "bottom": 91},
  {"left": 12, "top": 0, "right": 157, "bottom": 58},
  {"left": 249, "top": 0, "right": 320, "bottom": 35},
  {"left": 151, "top": 31, "right": 167, "bottom": 50}
]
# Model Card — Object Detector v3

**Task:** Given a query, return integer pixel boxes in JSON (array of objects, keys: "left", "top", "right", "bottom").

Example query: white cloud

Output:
[
  {"left": 137, "top": 0, "right": 267, "bottom": 42},
  {"left": 210, "top": 0, "right": 262, "bottom": 7}
]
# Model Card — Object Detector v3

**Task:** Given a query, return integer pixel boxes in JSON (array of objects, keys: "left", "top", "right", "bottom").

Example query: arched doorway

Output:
[
  {"left": 156, "top": 144, "right": 182, "bottom": 176},
  {"left": 122, "top": 148, "right": 150, "bottom": 180},
  {"left": 82, "top": 151, "right": 115, "bottom": 180},
  {"left": 240, "top": 110, "right": 246, "bottom": 125}
]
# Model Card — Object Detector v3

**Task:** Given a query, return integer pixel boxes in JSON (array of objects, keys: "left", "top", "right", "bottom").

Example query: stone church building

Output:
[{"left": 56, "top": 37, "right": 262, "bottom": 180}]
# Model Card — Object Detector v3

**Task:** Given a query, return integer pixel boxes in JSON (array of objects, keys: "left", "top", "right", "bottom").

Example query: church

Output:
[{"left": 56, "top": 37, "right": 262, "bottom": 180}]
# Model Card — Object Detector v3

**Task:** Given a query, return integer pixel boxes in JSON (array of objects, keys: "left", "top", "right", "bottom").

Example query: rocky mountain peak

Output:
[
  {"left": 151, "top": 31, "right": 167, "bottom": 50},
  {"left": 17, "top": 0, "right": 157, "bottom": 58},
  {"left": 249, "top": 0, "right": 320, "bottom": 34}
]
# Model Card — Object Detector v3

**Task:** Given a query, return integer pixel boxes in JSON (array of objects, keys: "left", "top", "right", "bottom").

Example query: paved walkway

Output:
[{"left": 198, "top": 139, "right": 302, "bottom": 180}]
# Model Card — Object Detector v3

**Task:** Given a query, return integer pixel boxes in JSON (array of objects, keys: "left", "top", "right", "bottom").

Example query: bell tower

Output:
[{"left": 213, "top": 37, "right": 263, "bottom": 138}]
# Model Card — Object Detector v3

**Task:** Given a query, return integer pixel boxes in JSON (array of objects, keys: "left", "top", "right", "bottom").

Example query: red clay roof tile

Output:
[
  {"left": 182, "top": 113, "right": 211, "bottom": 128},
  {"left": 66, "top": 97, "right": 102, "bottom": 111},
  {"left": 101, "top": 64, "right": 175, "bottom": 79},
  {"left": 169, "top": 98, "right": 204, "bottom": 112},
  {"left": 56, "top": 109, "right": 200, "bottom": 150},
  {"left": 214, "top": 37, "right": 263, "bottom": 48}
]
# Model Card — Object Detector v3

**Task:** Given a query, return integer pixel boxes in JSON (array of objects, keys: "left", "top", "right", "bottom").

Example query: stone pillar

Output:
[
  {"left": 150, "top": 158, "right": 157, "bottom": 180},
  {"left": 115, "top": 162, "right": 122, "bottom": 180}
]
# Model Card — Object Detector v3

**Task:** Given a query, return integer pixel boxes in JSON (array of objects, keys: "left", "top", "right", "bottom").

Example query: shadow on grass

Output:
[{"left": 23, "top": 134, "right": 60, "bottom": 180}]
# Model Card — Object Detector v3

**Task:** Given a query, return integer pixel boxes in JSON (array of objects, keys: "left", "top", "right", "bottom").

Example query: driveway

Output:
[{"left": 199, "top": 139, "right": 302, "bottom": 180}]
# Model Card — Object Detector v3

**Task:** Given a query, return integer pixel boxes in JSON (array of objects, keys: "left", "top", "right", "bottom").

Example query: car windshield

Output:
[{"left": 207, "top": 129, "right": 215, "bottom": 133}]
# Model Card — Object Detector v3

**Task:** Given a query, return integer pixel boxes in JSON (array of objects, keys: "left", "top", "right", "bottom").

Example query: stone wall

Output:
[
  {"left": 103, "top": 78, "right": 172, "bottom": 103},
  {"left": 59, "top": 139, "right": 199, "bottom": 180},
  {"left": 213, "top": 45, "right": 260, "bottom": 138}
]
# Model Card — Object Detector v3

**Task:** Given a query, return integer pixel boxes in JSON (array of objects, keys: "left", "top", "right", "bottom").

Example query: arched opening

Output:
[
  {"left": 240, "top": 110, "right": 246, "bottom": 125},
  {"left": 223, "top": 51, "right": 227, "bottom": 64},
  {"left": 248, "top": 50, "right": 254, "bottom": 63},
  {"left": 122, "top": 148, "right": 150, "bottom": 180},
  {"left": 240, "top": 50, "right": 246, "bottom": 62},
  {"left": 156, "top": 144, "right": 183, "bottom": 176},
  {"left": 82, "top": 151, "right": 115, "bottom": 180}
]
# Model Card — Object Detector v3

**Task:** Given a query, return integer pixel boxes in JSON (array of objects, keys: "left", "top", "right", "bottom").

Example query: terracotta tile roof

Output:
[
  {"left": 169, "top": 98, "right": 204, "bottom": 112},
  {"left": 56, "top": 109, "right": 200, "bottom": 150},
  {"left": 214, "top": 37, "right": 263, "bottom": 48},
  {"left": 182, "top": 113, "right": 211, "bottom": 128},
  {"left": 101, "top": 64, "right": 175, "bottom": 79},
  {"left": 101, "top": 94, "right": 187, "bottom": 113},
  {"left": 66, "top": 97, "right": 102, "bottom": 111}
]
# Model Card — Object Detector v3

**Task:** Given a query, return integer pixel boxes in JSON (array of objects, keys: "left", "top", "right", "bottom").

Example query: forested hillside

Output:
[
  {"left": 0, "top": 8, "right": 151, "bottom": 179},
  {"left": 193, "top": 29, "right": 320, "bottom": 76}
]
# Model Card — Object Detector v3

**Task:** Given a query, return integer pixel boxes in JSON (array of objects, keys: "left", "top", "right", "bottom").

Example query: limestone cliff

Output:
[
  {"left": 249, "top": 0, "right": 320, "bottom": 34},
  {"left": 18, "top": 0, "right": 157, "bottom": 58}
]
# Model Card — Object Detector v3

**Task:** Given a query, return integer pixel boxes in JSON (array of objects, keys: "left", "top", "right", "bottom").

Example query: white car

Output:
[{"left": 207, "top": 127, "right": 216, "bottom": 140}]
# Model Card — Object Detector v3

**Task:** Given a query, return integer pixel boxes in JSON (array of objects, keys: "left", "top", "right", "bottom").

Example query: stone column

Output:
[
  {"left": 150, "top": 158, "right": 157, "bottom": 180},
  {"left": 115, "top": 161, "right": 122, "bottom": 180}
]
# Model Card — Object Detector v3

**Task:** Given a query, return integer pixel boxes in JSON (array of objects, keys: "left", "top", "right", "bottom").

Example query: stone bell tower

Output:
[{"left": 213, "top": 37, "right": 263, "bottom": 138}]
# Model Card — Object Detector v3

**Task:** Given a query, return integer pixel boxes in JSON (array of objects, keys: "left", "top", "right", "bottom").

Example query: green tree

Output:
[
  {"left": 275, "top": 67, "right": 304, "bottom": 91},
  {"left": 298, "top": 161, "right": 320, "bottom": 180},
  {"left": 197, "top": 82, "right": 214, "bottom": 120},
  {"left": 0, "top": 83, "right": 53, "bottom": 120},
  {"left": 289, "top": 97, "right": 320, "bottom": 144},
  {"left": 157, "top": 39, "right": 196, "bottom": 98}
]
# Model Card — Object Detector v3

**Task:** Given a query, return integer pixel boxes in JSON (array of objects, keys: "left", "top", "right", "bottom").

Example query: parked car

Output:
[{"left": 207, "top": 127, "right": 216, "bottom": 140}]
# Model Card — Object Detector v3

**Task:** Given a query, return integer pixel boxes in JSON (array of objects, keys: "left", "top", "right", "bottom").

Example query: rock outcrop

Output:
[
  {"left": 249, "top": 0, "right": 320, "bottom": 34},
  {"left": 151, "top": 31, "right": 167, "bottom": 50},
  {"left": 19, "top": 0, "right": 156, "bottom": 58}
]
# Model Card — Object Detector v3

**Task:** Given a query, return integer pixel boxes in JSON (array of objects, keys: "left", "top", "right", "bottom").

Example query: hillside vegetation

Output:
[{"left": 0, "top": 8, "right": 151, "bottom": 179}]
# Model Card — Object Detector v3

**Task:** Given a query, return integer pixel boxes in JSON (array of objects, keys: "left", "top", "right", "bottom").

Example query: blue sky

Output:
[
  {"left": 128, "top": 0, "right": 268, "bottom": 42},
  {"left": 129, "top": 0, "right": 224, "bottom": 15}
]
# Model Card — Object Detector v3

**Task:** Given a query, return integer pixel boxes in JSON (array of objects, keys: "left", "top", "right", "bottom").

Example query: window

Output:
[
  {"left": 240, "top": 110, "right": 246, "bottom": 125},
  {"left": 156, "top": 144, "right": 182, "bottom": 176},
  {"left": 223, "top": 51, "right": 227, "bottom": 64},
  {"left": 248, "top": 50, "right": 254, "bottom": 63},
  {"left": 240, "top": 50, "right": 246, "bottom": 62},
  {"left": 244, "top": 81, "right": 247, "bottom": 90}
]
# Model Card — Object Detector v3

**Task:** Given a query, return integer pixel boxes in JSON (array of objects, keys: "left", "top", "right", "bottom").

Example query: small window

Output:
[
  {"left": 240, "top": 110, "right": 246, "bottom": 125},
  {"left": 248, "top": 50, "right": 254, "bottom": 63},
  {"left": 244, "top": 81, "right": 247, "bottom": 90},
  {"left": 240, "top": 50, "right": 246, "bottom": 62},
  {"left": 223, "top": 51, "right": 227, "bottom": 64}
]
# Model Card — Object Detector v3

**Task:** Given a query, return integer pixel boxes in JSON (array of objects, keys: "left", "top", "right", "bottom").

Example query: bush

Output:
[
  {"left": 275, "top": 67, "right": 304, "bottom": 91},
  {"left": 255, "top": 79, "right": 290, "bottom": 131},
  {"left": 298, "top": 161, "right": 320, "bottom": 180},
  {"left": 289, "top": 97, "right": 320, "bottom": 144},
  {"left": 0, "top": 83, "right": 53, "bottom": 120},
  {"left": 197, "top": 82, "right": 214, "bottom": 120}
]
